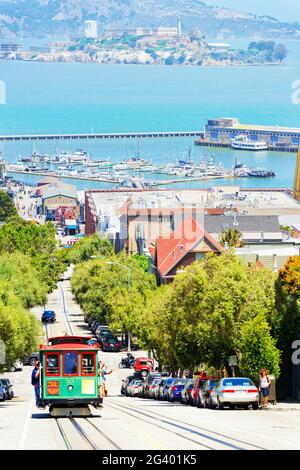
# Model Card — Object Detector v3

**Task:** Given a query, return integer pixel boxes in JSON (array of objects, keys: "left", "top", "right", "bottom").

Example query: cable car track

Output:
[
  {"left": 55, "top": 417, "right": 121, "bottom": 450},
  {"left": 106, "top": 400, "right": 266, "bottom": 450},
  {"left": 58, "top": 282, "right": 74, "bottom": 336},
  {"left": 85, "top": 417, "right": 122, "bottom": 450},
  {"left": 55, "top": 418, "right": 73, "bottom": 450}
]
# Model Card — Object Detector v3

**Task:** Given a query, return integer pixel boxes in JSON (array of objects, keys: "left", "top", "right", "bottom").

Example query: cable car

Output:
[{"left": 39, "top": 335, "right": 102, "bottom": 417}]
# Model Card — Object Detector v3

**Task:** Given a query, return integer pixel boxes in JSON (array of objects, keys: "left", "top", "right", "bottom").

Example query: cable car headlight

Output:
[{"left": 67, "top": 385, "right": 74, "bottom": 391}]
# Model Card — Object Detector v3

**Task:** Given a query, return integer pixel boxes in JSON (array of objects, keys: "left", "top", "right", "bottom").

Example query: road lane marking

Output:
[{"left": 18, "top": 397, "right": 34, "bottom": 450}]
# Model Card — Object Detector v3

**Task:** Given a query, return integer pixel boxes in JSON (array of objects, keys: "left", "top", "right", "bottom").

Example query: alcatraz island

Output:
[{"left": 0, "top": 21, "right": 288, "bottom": 67}]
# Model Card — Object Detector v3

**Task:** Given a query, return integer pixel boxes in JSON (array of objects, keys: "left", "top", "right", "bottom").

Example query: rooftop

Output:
[{"left": 156, "top": 217, "right": 224, "bottom": 277}]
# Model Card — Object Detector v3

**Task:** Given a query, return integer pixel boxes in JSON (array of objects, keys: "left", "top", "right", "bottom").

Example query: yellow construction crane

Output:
[{"left": 294, "top": 144, "right": 300, "bottom": 201}]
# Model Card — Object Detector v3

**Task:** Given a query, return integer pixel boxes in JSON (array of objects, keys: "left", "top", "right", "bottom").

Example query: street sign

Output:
[{"left": 228, "top": 355, "right": 238, "bottom": 367}]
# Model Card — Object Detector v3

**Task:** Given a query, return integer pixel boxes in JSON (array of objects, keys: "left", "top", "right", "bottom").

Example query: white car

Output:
[{"left": 210, "top": 377, "right": 259, "bottom": 410}]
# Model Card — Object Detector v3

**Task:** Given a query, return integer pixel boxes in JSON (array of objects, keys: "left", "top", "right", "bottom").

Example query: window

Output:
[
  {"left": 63, "top": 352, "right": 78, "bottom": 376},
  {"left": 81, "top": 353, "right": 95, "bottom": 376},
  {"left": 45, "top": 353, "right": 60, "bottom": 376}
]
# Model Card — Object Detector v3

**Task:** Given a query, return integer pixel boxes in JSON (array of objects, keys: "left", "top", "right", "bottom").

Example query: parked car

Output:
[
  {"left": 148, "top": 378, "right": 163, "bottom": 399},
  {"left": 128, "top": 380, "right": 144, "bottom": 397},
  {"left": 41, "top": 310, "right": 56, "bottom": 323},
  {"left": 9, "top": 360, "right": 23, "bottom": 372},
  {"left": 168, "top": 378, "right": 188, "bottom": 402},
  {"left": 91, "top": 321, "right": 100, "bottom": 333},
  {"left": 23, "top": 352, "right": 40, "bottom": 366},
  {"left": 197, "top": 378, "right": 218, "bottom": 408},
  {"left": 0, "top": 378, "right": 14, "bottom": 400},
  {"left": 181, "top": 379, "right": 195, "bottom": 405},
  {"left": 97, "top": 330, "right": 114, "bottom": 345},
  {"left": 101, "top": 336, "right": 122, "bottom": 352},
  {"left": 95, "top": 325, "right": 111, "bottom": 338},
  {"left": 0, "top": 382, "right": 5, "bottom": 401},
  {"left": 121, "top": 375, "right": 136, "bottom": 396},
  {"left": 134, "top": 357, "right": 154, "bottom": 377},
  {"left": 141, "top": 372, "right": 168, "bottom": 398},
  {"left": 162, "top": 377, "right": 176, "bottom": 400},
  {"left": 190, "top": 376, "right": 209, "bottom": 406},
  {"left": 210, "top": 377, "right": 259, "bottom": 410},
  {"left": 157, "top": 377, "right": 168, "bottom": 400}
]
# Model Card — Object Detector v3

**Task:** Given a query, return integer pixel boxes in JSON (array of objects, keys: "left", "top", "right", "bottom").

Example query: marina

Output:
[{"left": 6, "top": 148, "right": 276, "bottom": 189}]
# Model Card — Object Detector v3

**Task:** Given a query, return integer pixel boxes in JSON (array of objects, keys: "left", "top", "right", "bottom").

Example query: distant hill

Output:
[{"left": 0, "top": 0, "right": 299, "bottom": 39}]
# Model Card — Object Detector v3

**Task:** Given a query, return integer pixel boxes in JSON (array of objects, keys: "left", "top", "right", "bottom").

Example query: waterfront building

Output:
[
  {"left": 200, "top": 118, "right": 300, "bottom": 149},
  {"left": 104, "top": 26, "right": 179, "bottom": 38},
  {"left": 84, "top": 20, "right": 98, "bottom": 39},
  {"left": 39, "top": 181, "right": 78, "bottom": 215},
  {"left": 293, "top": 145, "right": 300, "bottom": 201},
  {"left": 1, "top": 43, "right": 22, "bottom": 52}
]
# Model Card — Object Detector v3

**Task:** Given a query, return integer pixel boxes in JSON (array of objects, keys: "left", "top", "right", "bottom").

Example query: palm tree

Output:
[{"left": 220, "top": 228, "right": 243, "bottom": 248}]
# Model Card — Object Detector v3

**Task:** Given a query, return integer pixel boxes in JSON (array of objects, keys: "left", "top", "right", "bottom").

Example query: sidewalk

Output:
[{"left": 264, "top": 401, "right": 300, "bottom": 412}]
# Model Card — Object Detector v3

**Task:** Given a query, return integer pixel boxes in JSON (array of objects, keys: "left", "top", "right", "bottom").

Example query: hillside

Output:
[{"left": 0, "top": 0, "right": 299, "bottom": 39}]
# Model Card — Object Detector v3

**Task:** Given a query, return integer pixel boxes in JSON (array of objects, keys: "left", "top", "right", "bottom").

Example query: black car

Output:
[
  {"left": 41, "top": 310, "right": 56, "bottom": 323},
  {"left": 23, "top": 352, "right": 40, "bottom": 366},
  {"left": 97, "top": 330, "right": 113, "bottom": 344},
  {"left": 101, "top": 336, "right": 122, "bottom": 352},
  {"left": 0, "top": 378, "right": 14, "bottom": 400}
]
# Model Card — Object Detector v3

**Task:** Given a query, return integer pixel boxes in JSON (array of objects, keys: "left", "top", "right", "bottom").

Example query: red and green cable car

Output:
[{"left": 39, "top": 335, "right": 102, "bottom": 416}]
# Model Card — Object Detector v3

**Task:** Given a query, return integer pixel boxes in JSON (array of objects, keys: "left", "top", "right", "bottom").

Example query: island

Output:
[{"left": 0, "top": 34, "right": 288, "bottom": 67}]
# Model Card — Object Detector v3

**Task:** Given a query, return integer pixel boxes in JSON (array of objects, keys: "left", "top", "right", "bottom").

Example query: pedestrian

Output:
[
  {"left": 31, "top": 360, "right": 41, "bottom": 407},
  {"left": 259, "top": 368, "right": 271, "bottom": 409},
  {"left": 98, "top": 362, "right": 112, "bottom": 399}
]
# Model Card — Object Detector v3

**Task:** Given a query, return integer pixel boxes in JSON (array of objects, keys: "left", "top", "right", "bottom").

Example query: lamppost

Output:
[{"left": 106, "top": 261, "right": 131, "bottom": 352}]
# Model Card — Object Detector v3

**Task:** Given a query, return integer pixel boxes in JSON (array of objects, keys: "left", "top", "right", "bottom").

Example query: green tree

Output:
[
  {"left": 220, "top": 228, "right": 243, "bottom": 248},
  {"left": 0, "top": 191, "right": 17, "bottom": 221},
  {"left": 69, "top": 234, "right": 114, "bottom": 263},
  {"left": 239, "top": 314, "right": 281, "bottom": 381},
  {"left": 274, "top": 44, "right": 288, "bottom": 62},
  {"left": 275, "top": 257, "right": 300, "bottom": 398}
]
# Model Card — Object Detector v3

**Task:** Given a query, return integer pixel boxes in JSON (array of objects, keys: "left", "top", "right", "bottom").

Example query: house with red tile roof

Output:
[{"left": 153, "top": 217, "right": 224, "bottom": 284}]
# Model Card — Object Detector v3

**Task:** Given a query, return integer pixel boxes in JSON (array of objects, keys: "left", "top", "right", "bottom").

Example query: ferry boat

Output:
[{"left": 231, "top": 135, "right": 268, "bottom": 151}]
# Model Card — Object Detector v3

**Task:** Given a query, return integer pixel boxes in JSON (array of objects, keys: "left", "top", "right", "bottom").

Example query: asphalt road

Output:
[{"left": 1, "top": 280, "right": 300, "bottom": 450}]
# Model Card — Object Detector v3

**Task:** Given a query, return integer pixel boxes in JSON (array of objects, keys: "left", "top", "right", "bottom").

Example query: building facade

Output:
[
  {"left": 84, "top": 20, "right": 98, "bottom": 39},
  {"left": 204, "top": 118, "right": 300, "bottom": 148}
]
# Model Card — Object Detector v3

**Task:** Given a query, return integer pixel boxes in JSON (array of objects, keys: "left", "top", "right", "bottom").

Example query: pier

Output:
[
  {"left": 197, "top": 118, "right": 300, "bottom": 153},
  {"left": 0, "top": 131, "right": 204, "bottom": 142}
]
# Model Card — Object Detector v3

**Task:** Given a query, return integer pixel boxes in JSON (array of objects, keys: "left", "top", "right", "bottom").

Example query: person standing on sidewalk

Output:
[
  {"left": 31, "top": 360, "right": 41, "bottom": 407},
  {"left": 259, "top": 368, "right": 271, "bottom": 409}
]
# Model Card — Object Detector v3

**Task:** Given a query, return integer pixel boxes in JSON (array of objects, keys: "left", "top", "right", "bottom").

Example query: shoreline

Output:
[{"left": 0, "top": 57, "right": 282, "bottom": 67}]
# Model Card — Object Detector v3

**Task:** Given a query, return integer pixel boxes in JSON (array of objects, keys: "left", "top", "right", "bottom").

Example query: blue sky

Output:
[{"left": 207, "top": 0, "right": 300, "bottom": 22}]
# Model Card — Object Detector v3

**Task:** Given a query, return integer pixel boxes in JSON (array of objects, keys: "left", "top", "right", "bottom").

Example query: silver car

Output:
[
  {"left": 129, "top": 380, "right": 143, "bottom": 397},
  {"left": 148, "top": 378, "right": 162, "bottom": 399},
  {"left": 210, "top": 377, "right": 259, "bottom": 410}
]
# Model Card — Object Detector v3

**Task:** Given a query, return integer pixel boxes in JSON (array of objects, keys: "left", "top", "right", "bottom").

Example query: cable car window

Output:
[
  {"left": 46, "top": 353, "right": 60, "bottom": 376},
  {"left": 81, "top": 353, "right": 95, "bottom": 376},
  {"left": 63, "top": 352, "right": 78, "bottom": 376}
]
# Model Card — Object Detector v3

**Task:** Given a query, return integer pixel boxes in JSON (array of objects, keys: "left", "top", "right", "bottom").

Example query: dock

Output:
[
  {"left": 194, "top": 139, "right": 298, "bottom": 153},
  {"left": 0, "top": 131, "right": 204, "bottom": 143}
]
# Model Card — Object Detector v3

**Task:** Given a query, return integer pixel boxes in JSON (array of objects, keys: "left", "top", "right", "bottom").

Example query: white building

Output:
[{"left": 84, "top": 20, "right": 98, "bottom": 39}]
